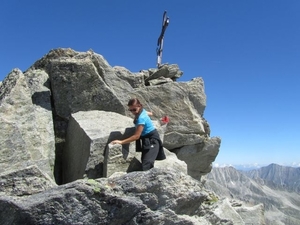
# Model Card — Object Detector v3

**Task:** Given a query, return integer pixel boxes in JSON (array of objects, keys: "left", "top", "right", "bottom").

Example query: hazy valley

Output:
[{"left": 204, "top": 164, "right": 300, "bottom": 225}]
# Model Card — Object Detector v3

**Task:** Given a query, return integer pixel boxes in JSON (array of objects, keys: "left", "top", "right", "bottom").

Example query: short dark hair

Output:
[{"left": 127, "top": 98, "right": 141, "bottom": 106}]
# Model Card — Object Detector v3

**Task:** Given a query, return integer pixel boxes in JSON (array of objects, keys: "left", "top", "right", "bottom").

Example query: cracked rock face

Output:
[
  {"left": 0, "top": 48, "right": 218, "bottom": 183},
  {"left": 0, "top": 168, "right": 249, "bottom": 225},
  {"left": 0, "top": 48, "right": 220, "bottom": 185},
  {"left": 0, "top": 48, "right": 220, "bottom": 183},
  {"left": 0, "top": 48, "right": 239, "bottom": 224},
  {"left": 0, "top": 69, "right": 55, "bottom": 180},
  {"left": 62, "top": 110, "right": 187, "bottom": 183},
  {"left": 0, "top": 165, "right": 56, "bottom": 197}
]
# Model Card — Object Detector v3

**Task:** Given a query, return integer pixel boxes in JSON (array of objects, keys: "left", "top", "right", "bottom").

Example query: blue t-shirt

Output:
[{"left": 135, "top": 109, "right": 155, "bottom": 136}]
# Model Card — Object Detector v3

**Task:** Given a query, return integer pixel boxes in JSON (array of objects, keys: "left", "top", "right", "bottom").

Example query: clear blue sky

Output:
[{"left": 1, "top": 1, "right": 299, "bottom": 167}]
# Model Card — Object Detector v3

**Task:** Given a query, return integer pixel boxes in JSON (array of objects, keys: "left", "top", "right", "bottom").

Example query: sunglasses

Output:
[{"left": 129, "top": 108, "right": 138, "bottom": 112}]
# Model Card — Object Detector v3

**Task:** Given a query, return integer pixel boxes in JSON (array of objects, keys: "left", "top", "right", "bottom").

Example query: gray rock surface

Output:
[
  {"left": 0, "top": 68, "right": 55, "bottom": 179},
  {"left": 235, "top": 203, "right": 265, "bottom": 225},
  {"left": 174, "top": 137, "right": 221, "bottom": 180},
  {"left": 63, "top": 110, "right": 187, "bottom": 183},
  {"left": 31, "top": 49, "right": 128, "bottom": 119},
  {"left": 63, "top": 110, "right": 135, "bottom": 183},
  {"left": 0, "top": 168, "right": 250, "bottom": 225},
  {"left": 129, "top": 80, "right": 207, "bottom": 135},
  {"left": 113, "top": 66, "right": 146, "bottom": 88},
  {"left": 0, "top": 49, "right": 218, "bottom": 183},
  {"left": 154, "top": 148, "right": 187, "bottom": 174},
  {"left": 145, "top": 64, "right": 183, "bottom": 85},
  {"left": 206, "top": 198, "right": 245, "bottom": 224},
  {"left": 0, "top": 165, "right": 56, "bottom": 197},
  {"left": 163, "top": 131, "right": 206, "bottom": 149},
  {"left": 24, "top": 48, "right": 216, "bottom": 181},
  {"left": 0, "top": 48, "right": 233, "bottom": 224}
]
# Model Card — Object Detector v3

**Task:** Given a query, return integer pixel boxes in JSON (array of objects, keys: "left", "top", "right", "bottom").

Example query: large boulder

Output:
[
  {"left": 29, "top": 49, "right": 135, "bottom": 182},
  {"left": 145, "top": 64, "right": 183, "bottom": 85},
  {"left": 62, "top": 110, "right": 135, "bottom": 183},
  {"left": 113, "top": 66, "right": 146, "bottom": 88},
  {"left": 30, "top": 48, "right": 130, "bottom": 119},
  {"left": 29, "top": 48, "right": 206, "bottom": 131},
  {"left": 154, "top": 148, "right": 187, "bottom": 174},
  {"left": 125, "top": 77, "right": 217, "bottom": 179},
  {"left": 105, "top": 145, "right": 187, "bottom": 178},
  {"left": 127, "top": 79, "right": 207, "bottom": 135},
  {"left": 0, "top": 68, "right": 55, "bottom": 179},
  {"left": 174, "top": 137, "right": 221, "bottom": 180},
  {"left": 0, "top": 165, "right": 56, "bottom": 197},
  {"left": 63, "top": 110, "right": 187, "bottom": 183},
  {"left": 0, "top": 48, "right": 220, "bottom": 184},
  {"left": 0, "top": 168, "right": 249, "bottom": 225},
  {"left": 2, "top": 48, "right": 271, "bottom": 224},
  {"left": 23, "top": 48, "right": 217, "bottom": 180}
]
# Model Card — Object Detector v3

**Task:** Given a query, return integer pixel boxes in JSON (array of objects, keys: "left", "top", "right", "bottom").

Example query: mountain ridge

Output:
[
  {"left": 244, "top": 163, "right": 300, "bottom": 193},
  {"left": 204, "top": 163, "right": 300, "bottom": 225},
  {"left": 214, "top": 162, "right": 300, "bottom": 171}
]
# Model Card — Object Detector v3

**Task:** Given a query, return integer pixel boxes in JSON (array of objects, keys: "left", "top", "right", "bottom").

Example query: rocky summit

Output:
[{"left": 0, "top": 48, "right": 265, "bottom": 224}]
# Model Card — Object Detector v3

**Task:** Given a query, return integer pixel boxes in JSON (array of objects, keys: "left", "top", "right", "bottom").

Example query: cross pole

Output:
[{"left": 156, "top": 11, "right": 170, "bottom": 68}]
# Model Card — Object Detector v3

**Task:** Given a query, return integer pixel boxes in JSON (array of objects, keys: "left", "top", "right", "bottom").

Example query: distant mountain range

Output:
[
  {"left": 214, "top": 163, "right": 300, "bottom": 171},
  {"left": 245, "top": 163, "right": 300, "bottom": 193},
  {"left": 204, "top": 163, "right": 300, "bottom": 225}
]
